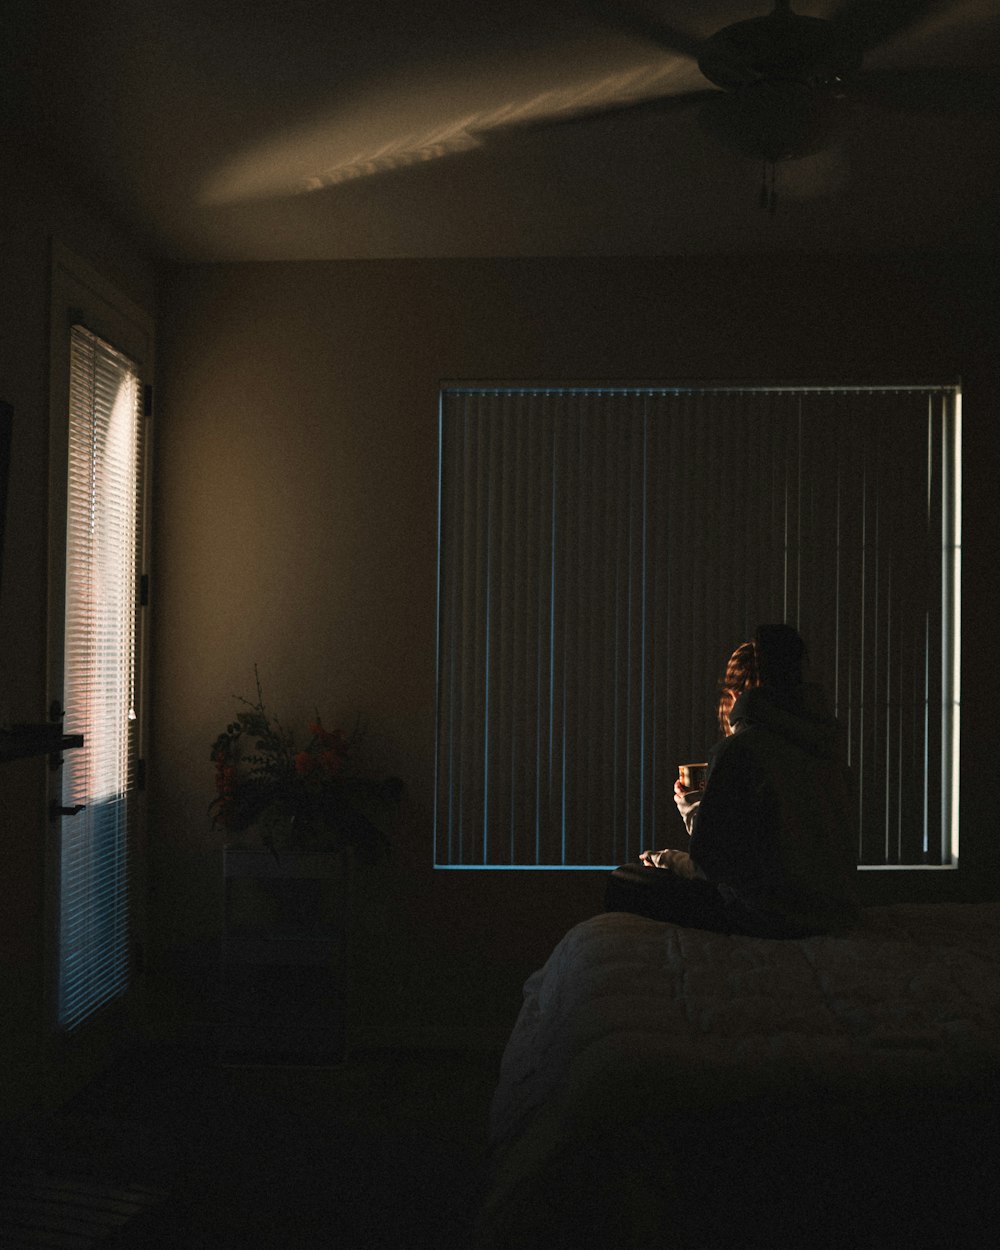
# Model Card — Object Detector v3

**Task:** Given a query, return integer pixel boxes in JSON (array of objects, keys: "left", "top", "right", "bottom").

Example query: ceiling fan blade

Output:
[
  {"left": 574, "top": 0, "right": 704, "bottom": 60},
  {"left": 853, "top": 66, "right": 1000, "bottom": 117},
  {"left": 479, "top": 86, "right": 719, "bottom": 137},
  {"left": 827, "top": 0, "right": 949, "bottom": 52}
]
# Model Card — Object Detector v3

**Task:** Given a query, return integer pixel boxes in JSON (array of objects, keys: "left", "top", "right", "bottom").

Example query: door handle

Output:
[{"left": 50, "top": 802, "right": 86, "bottom": 820}]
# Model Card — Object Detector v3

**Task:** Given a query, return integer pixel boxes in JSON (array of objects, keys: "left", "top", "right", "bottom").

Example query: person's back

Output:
[{"left": 690, "top": 682, "right": 860, "bottom": 935}]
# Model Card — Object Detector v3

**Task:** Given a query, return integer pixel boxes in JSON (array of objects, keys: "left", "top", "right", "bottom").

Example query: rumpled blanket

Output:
[{"left": 479, "top": 904, "right": 1000, "bottom": 1250}]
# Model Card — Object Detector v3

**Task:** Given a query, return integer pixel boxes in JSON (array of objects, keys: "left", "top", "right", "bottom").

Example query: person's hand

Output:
[
  {"left": 639, "top": 849, "right": 674, "bottom": 870},
  {"left": 673, "top": 778, "right": 702, "bottom": 821}
]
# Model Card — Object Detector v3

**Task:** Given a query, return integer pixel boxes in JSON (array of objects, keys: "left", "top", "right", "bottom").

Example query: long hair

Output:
[
  {"left": 717, "top": 624, "right": 805, "bottom": 735},
  {"left": 717, "top": 641, "right": 759, "bottom": 735}
]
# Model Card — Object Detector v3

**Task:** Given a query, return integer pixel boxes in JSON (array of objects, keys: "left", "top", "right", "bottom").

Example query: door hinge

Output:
[{"left": 143, "top": 383, "right": 153, "bottom": 417}]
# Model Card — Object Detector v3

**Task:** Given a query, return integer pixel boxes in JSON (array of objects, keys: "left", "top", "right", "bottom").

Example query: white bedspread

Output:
[{"left": 479, "top": 904, "right": 1000, "bottom": 1250}]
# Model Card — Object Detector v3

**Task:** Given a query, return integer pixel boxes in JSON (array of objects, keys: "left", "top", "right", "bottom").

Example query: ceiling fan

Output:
[
  {"left": 521, "top": 1, "right": 999, "bottom": 208},
  {"left": 206, "top": 1, "right": 998, "bottom": 212}
]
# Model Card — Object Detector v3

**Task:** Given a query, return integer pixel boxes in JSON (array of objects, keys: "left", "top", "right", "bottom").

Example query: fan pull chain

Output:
[{"left": 759, "top": 161, "right": 777, "bottom": 215}]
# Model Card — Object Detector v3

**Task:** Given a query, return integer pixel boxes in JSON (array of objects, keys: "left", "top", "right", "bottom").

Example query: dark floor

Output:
[{"left": 2, "top": 1040, "right": 503, "bottom": 1249}]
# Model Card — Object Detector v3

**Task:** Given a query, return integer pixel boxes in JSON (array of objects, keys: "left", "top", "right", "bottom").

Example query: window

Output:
[
  {"left": 435, "top": 385, "right": 961, "bottom": 870},
  {"left": 56, "top": 324, "right": 145, "bottom": 1029}
]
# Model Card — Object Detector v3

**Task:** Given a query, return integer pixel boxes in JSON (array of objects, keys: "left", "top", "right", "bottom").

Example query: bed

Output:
[{"left": 477, "top": 904, "right": 1000, "bottom": 1250}]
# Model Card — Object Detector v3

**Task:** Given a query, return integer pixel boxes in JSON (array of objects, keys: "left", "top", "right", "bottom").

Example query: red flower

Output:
[
  {"left": 319, "top": 748, "right": 344, "bottom": 776},
  {"left": 294, "top": 750, "right": 318, "bottom": 777},
  {"left": 214, "top": 754, "right": 238, "bottom": 797},
  {"left": 310, "top": 721, "right": 346, "bottom": 750}
]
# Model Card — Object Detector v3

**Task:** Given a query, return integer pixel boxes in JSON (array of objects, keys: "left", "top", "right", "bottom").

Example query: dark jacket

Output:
[{"left": 689, "top": 683, "right": 860, "bottom": 935}]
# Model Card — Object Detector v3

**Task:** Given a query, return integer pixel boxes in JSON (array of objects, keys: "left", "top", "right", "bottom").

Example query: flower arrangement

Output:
[{"left": 209, "top": 669, "right": 402, "bottom": 862}]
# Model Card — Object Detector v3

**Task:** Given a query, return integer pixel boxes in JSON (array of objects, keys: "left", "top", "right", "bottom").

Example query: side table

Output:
[{"left": 220, "top": 847, "right": 350, "bottom": 1065}]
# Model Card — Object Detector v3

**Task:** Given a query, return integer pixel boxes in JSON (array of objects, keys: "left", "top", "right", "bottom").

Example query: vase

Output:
[{"left": 220, "top": 846, "right": 351, "bottom": 1065}]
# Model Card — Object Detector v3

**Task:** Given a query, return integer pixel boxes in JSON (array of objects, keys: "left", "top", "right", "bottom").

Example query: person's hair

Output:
[
  {"left": 717, "top": 624, "right": 805, "bottom": 735},
  {"left": 717, "top": 641, "right": 758, "bottom": 735}
]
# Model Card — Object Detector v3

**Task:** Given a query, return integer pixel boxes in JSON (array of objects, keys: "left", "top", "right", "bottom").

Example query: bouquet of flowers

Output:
[{"left": 209, "top": 670, "right": 402, "bottom": 861}]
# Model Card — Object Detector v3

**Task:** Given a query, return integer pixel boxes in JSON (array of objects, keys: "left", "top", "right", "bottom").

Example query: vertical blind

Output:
[
  {"left": 435, "top": 385, "right": 960, "bottom": 869},
  {"left": 59, "top": 325, "right": 143, "bottom": 1030}
]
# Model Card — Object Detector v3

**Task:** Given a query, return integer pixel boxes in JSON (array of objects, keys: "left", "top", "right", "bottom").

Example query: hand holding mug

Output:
[{"left": 673, "top": 777, "right": 702, "bottom": 820}]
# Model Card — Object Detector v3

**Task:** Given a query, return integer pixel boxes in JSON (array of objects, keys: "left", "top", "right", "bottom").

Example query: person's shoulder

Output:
[
  {"left": 799, "top": 682, "right": 836, "bottom": 722},
  {"left": 731, "top": 683, "right": 840, "bottom": 756},
  {"left": 707, "top": 730, "right": 755, "bottom": 773}
]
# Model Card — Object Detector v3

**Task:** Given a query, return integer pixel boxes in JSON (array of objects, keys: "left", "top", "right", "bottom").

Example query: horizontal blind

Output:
[
  {"left": 59, "top": 325, "right": 142, "bottom": 1030},
  {"left": 435, "top": 385, "right": 960, "bottom": 869}
]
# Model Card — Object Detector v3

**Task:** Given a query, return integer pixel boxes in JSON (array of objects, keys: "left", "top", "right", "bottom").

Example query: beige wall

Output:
[{"left": 155, "top": 254, "right": 1000, "bottom": 1042}]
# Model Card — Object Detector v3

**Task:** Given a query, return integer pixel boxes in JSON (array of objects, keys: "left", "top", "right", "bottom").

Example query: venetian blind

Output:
[
  {"left": 435, "top": 385, "right": 960, "bottom": 870},
  {"left": 59, "top": 325, "right": 143, "bottom": 1030}
]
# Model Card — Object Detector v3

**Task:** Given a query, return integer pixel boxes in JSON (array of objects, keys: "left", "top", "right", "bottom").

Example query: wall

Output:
[
  {"left": 155, "top": 253, "right": 1000, "bottom": 1045},
  {"left": 0, "top": 134, "right": 156, "bottom": 1110}
]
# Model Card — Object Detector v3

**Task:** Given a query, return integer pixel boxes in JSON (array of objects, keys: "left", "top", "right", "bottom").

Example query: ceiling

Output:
[{"left": 5, "top": 1, "right": 1000, "bottom": 260}]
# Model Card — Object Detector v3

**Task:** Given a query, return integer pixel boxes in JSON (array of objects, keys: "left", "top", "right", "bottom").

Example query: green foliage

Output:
[{"left": 209, "top": 668, "right": 401, "bottom": 862}]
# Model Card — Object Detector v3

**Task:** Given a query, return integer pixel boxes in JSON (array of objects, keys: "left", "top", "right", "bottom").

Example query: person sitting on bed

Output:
[{"left": 604, "top": 623, "right": 860, "bottom": 939}]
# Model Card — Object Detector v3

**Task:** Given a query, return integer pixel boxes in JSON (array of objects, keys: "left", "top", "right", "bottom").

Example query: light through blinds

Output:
[
  {"left": 435, "top": 385, "right": 960, "bottom": 870},
  {"left": 59, "top": 325, "right": 143, "bottom": 1029}
]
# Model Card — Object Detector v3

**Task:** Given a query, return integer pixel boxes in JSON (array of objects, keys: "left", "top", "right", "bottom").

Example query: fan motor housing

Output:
[{"left": 698, "top": 12, "right": 863, "bottom": 92}]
